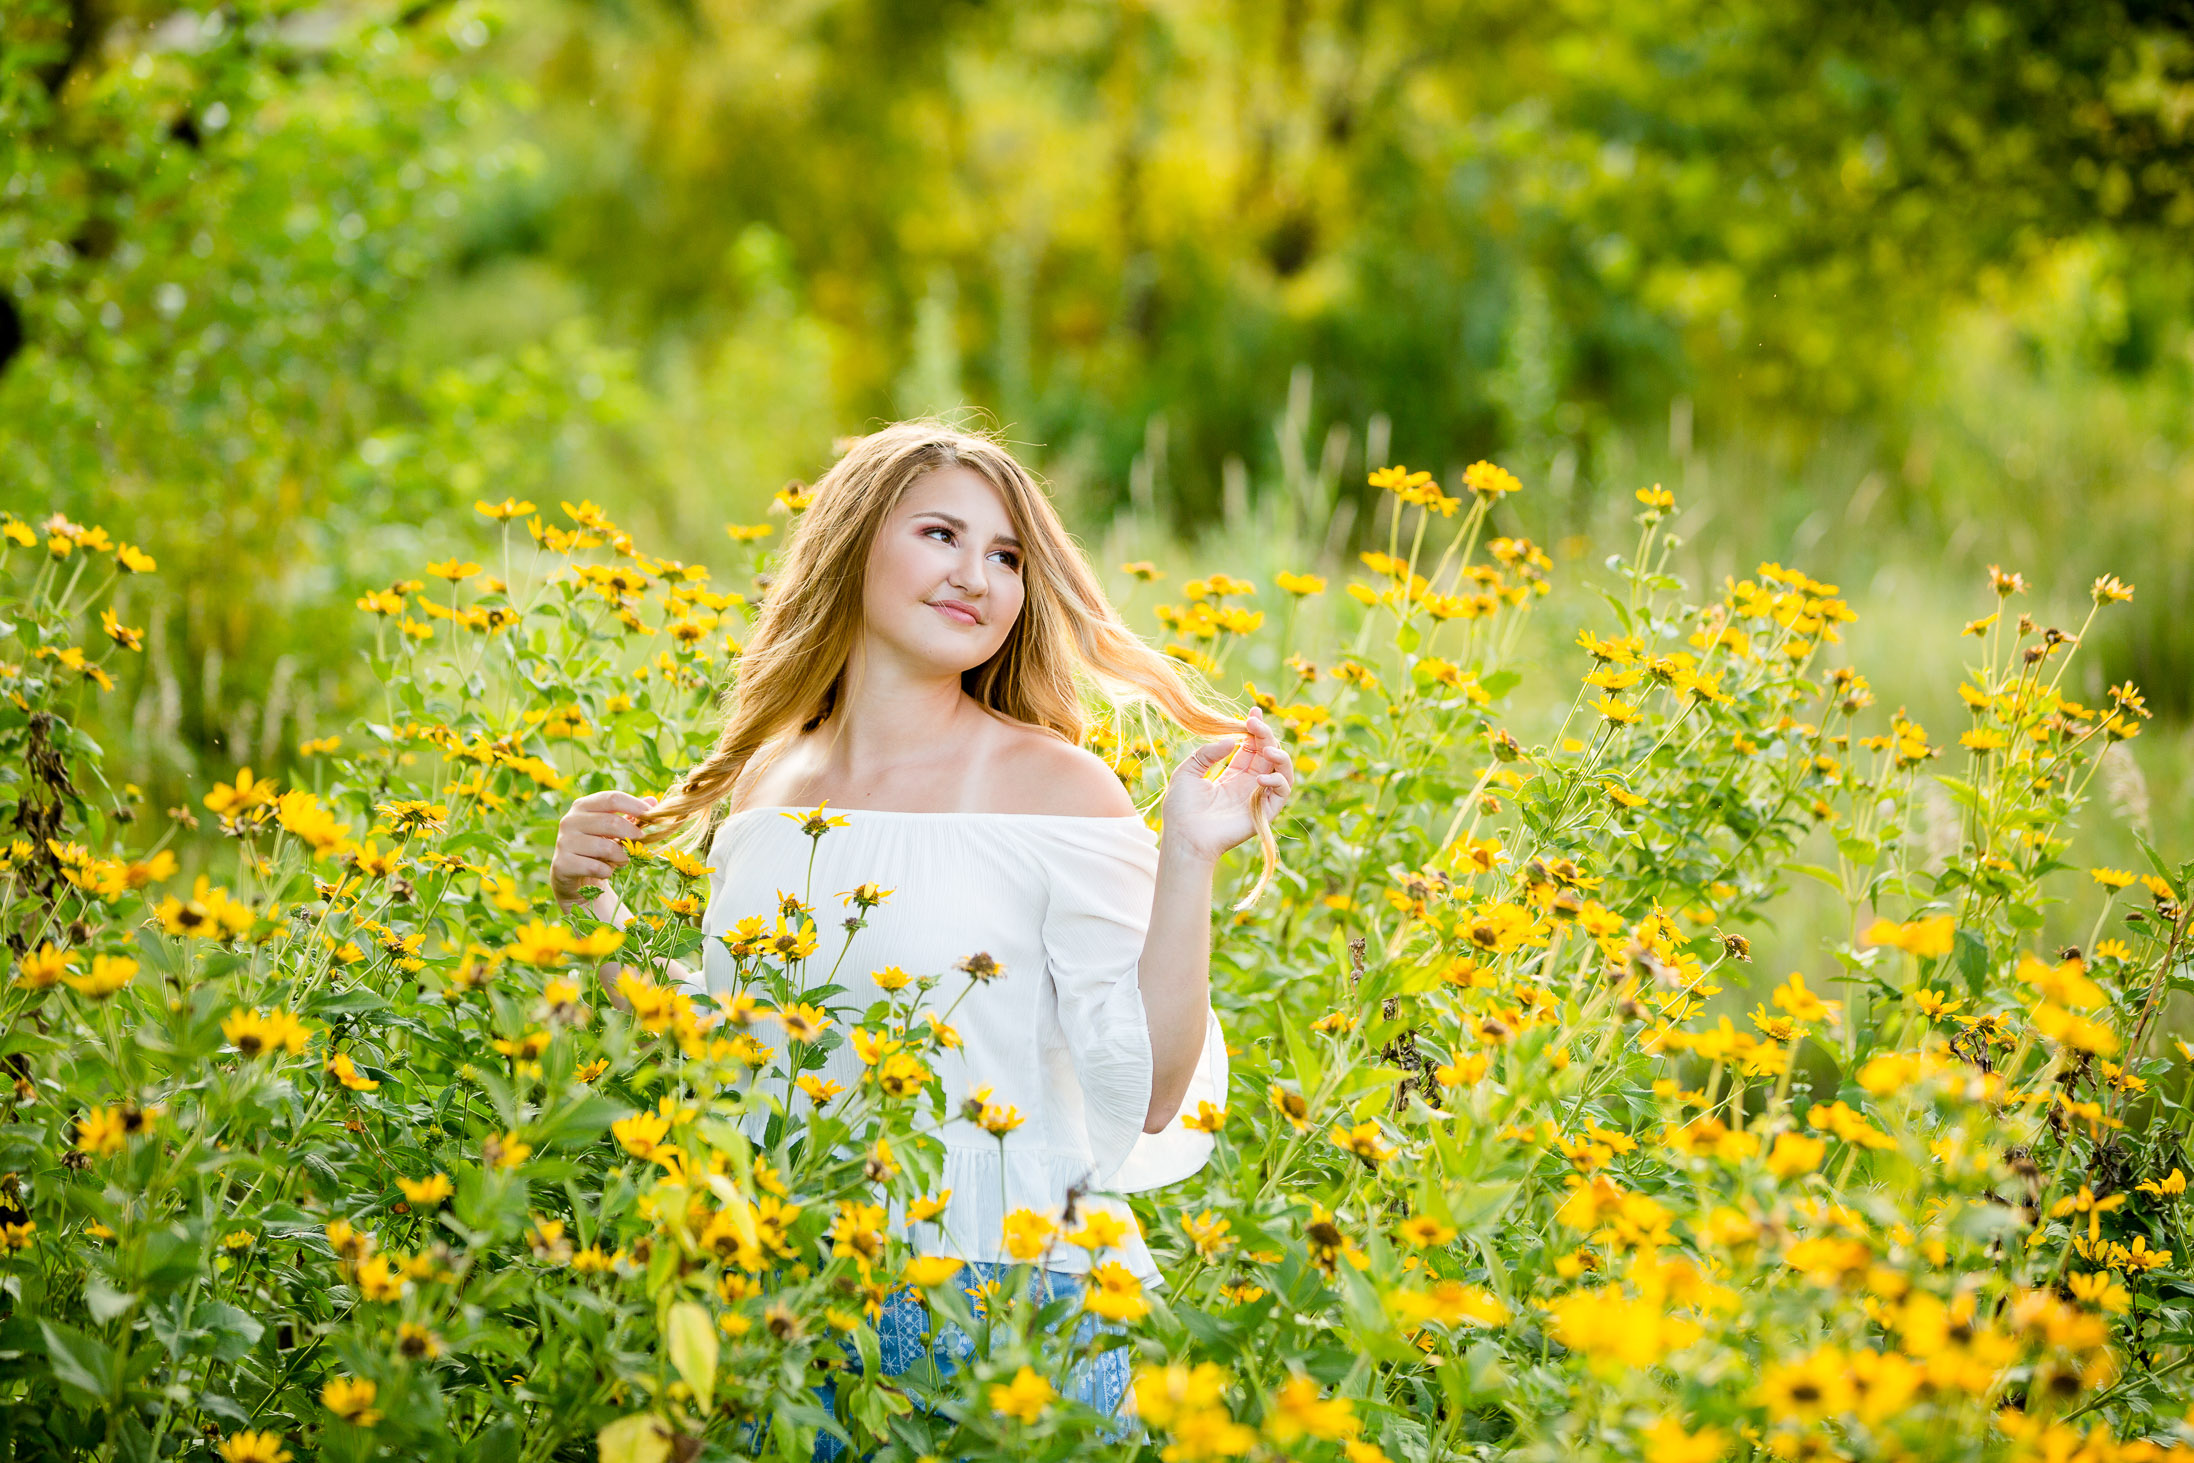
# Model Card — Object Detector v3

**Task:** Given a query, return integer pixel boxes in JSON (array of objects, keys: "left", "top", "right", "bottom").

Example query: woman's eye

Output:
[{"left": 926, "top": 527, "right": 1019, "bottom": 570}]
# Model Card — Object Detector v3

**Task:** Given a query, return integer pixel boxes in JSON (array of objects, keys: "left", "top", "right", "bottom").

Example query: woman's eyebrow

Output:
[{"left": 913, "top": 510, "right": 1021, "bottom": 550}]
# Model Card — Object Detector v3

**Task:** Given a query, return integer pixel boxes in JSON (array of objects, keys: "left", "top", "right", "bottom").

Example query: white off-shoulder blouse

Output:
[{"left": 687, "top": 806, "right": 1228, "bottom": 1285}]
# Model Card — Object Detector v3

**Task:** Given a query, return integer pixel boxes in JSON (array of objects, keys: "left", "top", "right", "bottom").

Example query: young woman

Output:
[{"left": 547, "top": 420, "right": 1293, "bottom": 1448}]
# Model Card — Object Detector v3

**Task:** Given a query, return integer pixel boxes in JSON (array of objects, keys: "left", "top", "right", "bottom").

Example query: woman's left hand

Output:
[{"left": 1161, "top": 707, "right": 1294, "bottom": 864}]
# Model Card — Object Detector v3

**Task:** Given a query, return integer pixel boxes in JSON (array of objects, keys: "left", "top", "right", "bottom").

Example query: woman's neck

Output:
[{"left": 741, "top": 694, "right": 1021, "bottom": 815}]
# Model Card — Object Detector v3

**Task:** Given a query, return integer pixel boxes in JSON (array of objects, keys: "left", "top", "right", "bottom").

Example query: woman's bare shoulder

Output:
[
  {"left": 719, "top": 733, "right": 808, "bottom": 815},
  {"left": 990, "top": 718, "right": 1138, "bottom": 818}
]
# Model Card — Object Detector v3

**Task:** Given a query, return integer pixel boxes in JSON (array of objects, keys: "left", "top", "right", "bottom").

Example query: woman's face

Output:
[{"left": 860, "top": 464, "right": 1026, "bottom": 677}]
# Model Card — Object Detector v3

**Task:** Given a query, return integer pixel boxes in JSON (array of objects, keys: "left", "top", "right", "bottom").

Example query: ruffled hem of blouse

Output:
[
  {"left": 1073, "top": 965, "right": 1156, "bottom": 1189},
  {"left": 894, "top": 1146, "right": 1168, "bottom": 1285},
  {"left": 1112, "top": 1005, "right": 1228, "bottom": 1192}
]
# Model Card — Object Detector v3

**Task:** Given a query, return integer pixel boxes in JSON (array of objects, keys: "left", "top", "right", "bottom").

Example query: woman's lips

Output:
[{"left": 932, "top": 602, "right": 979, "bottom": 626}]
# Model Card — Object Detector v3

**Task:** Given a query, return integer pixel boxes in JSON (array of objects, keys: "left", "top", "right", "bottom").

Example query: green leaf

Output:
[
  {"left": 40, "top": 1320, "right": 116, "bottom": 1404},
  {"left": 196, "top": 1394, "right": 254, "bottom": 1430},
  {"left": 133, "top": 927, "right": 180, "bottom": 979},
  {"left": 1448, "top": 1179, "right": 1519, "bottom": 1234},
  {"left": 598, "top": 1413, "right": 673, "bottom": 1463},
  {"left": 1478, "top": 669, "right": 1521, "bottom": 700},
  {"left": 58, "top": 721, "right": 104, "bottom": 764},
  {"left": 1835, "top": 833, "right": 1878, "bottom": 867},
  {"left": 666, "top": 1301, "right": 717, "bottom": 1414},
  {"left": 196, "top": 1303, "right": 264, "bottom": 1364},
  {"left": 83, "top": 1275, "right": 136, "bottom": 1324},
  {"left": 1173, "top": 1303, "right": 1231, "bottom": 1349},
  {"left": 465, "top": 1423, "right": 520, "bottom": 1463},
  {"left": 114, "top": 1414, "right": 155, "bottom": 1463},
  {"left": 1784, "top": 862, "right": 1844, "bottom": 894},
  {"left": 310, "top": 988, "right": 390, "bottom": 1017},
  {"left": 1278, "top": 1007, "right": 1323, "bottom": 1095},
  {"left": 1953, "top": 929, "right": 1990, "bottom": 997},
  {"left": 533, "top": 1094, "right": 627, "bottom": 1148},
  {"left": 1337, "top": 1065, "right": 1405, "bottom": 1099},
  {"left": 2132, "top": 826, "right": 2176, "bottom": 886},
  {"left": 1934, "top": 775, "right": 1983, "bottom": 812}
]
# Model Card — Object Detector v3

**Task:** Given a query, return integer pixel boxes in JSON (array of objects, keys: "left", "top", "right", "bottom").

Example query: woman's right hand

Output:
[{"left": 549, "top": 790, "right": 658, "bottom": 909}]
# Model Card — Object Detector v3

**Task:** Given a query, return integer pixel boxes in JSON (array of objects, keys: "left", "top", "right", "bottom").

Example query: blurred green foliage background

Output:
[{"left": 6, "top": 0, "right": 2194, "bottom": 864}]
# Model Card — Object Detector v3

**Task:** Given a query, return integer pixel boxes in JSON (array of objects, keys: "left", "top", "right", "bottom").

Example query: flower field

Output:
[{"left": 0, "top": 466, "right": 2190, "bottom": 1463}]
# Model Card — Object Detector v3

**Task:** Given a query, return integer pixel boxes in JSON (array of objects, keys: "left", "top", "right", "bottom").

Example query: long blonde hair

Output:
[{"left": 631, "top": 419, "right": 1278, "bottom": 905}]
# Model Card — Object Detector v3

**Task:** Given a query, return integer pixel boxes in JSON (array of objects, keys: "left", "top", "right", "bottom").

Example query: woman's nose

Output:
[{"left": 949, "top": 549, "right": 988, "bottom": 594}]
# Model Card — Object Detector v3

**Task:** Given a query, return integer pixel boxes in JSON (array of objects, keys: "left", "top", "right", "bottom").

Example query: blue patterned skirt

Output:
[{"left": 808, "top": 1260, "right": 1140, "bottom": 1462}]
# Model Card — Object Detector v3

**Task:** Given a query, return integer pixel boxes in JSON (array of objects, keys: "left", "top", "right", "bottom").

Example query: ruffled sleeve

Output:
[
  {"left": 1035, "top": 818, "right": 1162, "bottom": 1190},
  {"left": 1111, "top": 1002, "right": 1228, "bottom": 1192}
]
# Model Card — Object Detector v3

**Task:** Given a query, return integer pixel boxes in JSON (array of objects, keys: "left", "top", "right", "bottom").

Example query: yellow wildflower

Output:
[
  {"left": 321, "top": 1376, "right": 381, "bottom": 1427},
  {"left": 1264, "top": 1375, "right": 1359, "bottom": 1443},
  {"left": 61, "top": 954, "right": 137, "bottom": 1000},
  {"left": 989, "top": 1365, "right": 1054, "bottom": 1424},
  {"left": 903, "top": 1255, "right": 964, "bottom": 1288},
  {"left": 222, "top": 1007, "right": 311, "bottom": 1058},
  {"left": 1083, "top": 1260, "right": 1149, "bottom": 1321},
  {"left": 1863, "top": 915, "right": 1955, "bottom": 960},
  {"left": 217, "top": 1432, "right": 293, "bottom": 1463},
  {"left": 399, "top": 1173, "right": 453, "bottom": 1206},
  {"left": 1001, "top": 1208, "right": 1057, "bottom": 1262}
]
